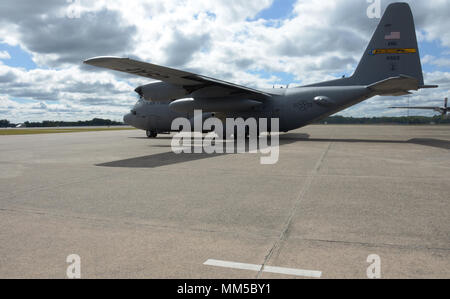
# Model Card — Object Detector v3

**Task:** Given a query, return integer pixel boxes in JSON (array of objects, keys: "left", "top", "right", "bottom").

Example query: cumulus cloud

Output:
[
  {"left": 162, "top": 31, "right": 211, "bottom": 67},
  {"left": 0, "top": 51, "right": 11, "bottom": 60},
  {"left": 21, "top": 11, "right": 135, "bottom": 66},
  {"left": 422, "top": 55, "right": 450, "bottom": 68},
  {"left": 0, "top": 63, "right": 136, "bottom": 122},
  {"left": 0, "top": 0, "right": 449, "bottom": 122}
]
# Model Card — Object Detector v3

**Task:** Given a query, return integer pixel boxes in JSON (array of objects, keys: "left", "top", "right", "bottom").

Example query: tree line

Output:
[
  {"left": 1, "top": 116, "right": 449, "bottom": 128},
  {"left": 0, "top": 118, "right": 124, "bottom": 128},
  {"left": 317, "top": 115, "right": 450, "bottom": 125}
]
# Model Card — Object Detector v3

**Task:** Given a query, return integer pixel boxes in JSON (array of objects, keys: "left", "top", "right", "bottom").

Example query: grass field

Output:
[{"left": 0, "top": 127, "right": 137, "bottom": 136}]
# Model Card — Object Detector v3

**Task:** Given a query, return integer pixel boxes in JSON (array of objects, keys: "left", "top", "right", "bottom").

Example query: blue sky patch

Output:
[
  {"left": 249, "top": 69, "right": 297, "bottom": 86},
  {"left": 253, "top": 0, "right": 297, "bottom": 21},
  {"left": 0, "top": 43, "right": 37, "bottom": 70},
  {"left": 419, "top": 40, "right": 450, "bottom": 72}
]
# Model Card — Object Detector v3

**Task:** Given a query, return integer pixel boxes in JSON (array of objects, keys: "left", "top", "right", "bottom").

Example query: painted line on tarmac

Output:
[{"left": 204, "top": 259, "right": 322, "bottom": 278}]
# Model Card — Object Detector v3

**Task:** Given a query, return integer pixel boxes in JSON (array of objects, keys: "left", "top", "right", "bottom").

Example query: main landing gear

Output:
[{"left": 146, "top": 130, "right": 158, "bottom": 138}]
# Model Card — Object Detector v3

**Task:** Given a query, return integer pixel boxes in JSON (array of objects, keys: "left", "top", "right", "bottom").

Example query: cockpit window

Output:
[{"left": 133, "top": 99, "right": 142, "bottom": 108}]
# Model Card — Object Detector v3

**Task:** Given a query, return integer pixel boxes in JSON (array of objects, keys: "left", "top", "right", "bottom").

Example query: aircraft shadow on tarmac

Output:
[
  {"left": 97, "top": 133, "right": 449, "bottom": 168},
  {"left": 282, "top": 133, "right": 450, "bottom": 151},
  {"left": 97, "top": 134, "right": 308, "bottom": 168}
]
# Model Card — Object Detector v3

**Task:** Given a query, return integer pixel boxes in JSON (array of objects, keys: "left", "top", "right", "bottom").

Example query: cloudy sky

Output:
[{"left": 0, "top": 0, "right": 449, "bottom": 122}]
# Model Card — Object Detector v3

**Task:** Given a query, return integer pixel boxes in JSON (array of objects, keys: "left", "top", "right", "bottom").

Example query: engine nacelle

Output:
[{"left": 135, "top": 82, "right": 189, "bottom": 103}]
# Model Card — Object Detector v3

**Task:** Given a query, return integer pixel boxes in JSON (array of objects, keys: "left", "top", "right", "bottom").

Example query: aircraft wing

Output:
[{"left": 84, "top": 57, "right": 273, "bottom": 98}]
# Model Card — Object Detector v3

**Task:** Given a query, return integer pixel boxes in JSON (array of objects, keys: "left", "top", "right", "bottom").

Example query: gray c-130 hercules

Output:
[{"left": 85, "top": 2, "right": 437, "bottom": 138}]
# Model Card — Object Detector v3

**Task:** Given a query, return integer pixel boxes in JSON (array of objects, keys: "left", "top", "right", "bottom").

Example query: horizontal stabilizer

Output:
[{"left": 368, "top": 75, "right": 420, "bottom": 96}]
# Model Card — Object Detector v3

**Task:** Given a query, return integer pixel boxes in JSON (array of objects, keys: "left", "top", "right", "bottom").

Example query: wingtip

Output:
[
  {"left": 83, "top": 56, "right": 127, "bottom": 65},
  {"left": 419, "top": 85, "right": 439, "bottom": 89}
]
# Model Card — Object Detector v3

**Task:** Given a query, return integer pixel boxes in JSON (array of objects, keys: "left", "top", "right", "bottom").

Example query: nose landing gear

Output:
[{"left": 146, "top": 130, "right": 158, "bottom": 138}]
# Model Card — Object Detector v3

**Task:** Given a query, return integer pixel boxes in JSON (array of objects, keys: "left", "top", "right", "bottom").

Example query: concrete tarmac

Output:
[{"left": 0, "top": 125, "right": 449, "bottom": 278}]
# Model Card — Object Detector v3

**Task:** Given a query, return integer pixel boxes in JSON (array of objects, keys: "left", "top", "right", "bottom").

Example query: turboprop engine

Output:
[{"left": 135, "top": 82, "right": 189, "bottom": 103}]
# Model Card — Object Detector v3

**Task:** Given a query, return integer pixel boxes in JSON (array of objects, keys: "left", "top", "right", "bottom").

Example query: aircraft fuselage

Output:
[{"left": 124, "top": 85, "right": 372, "bottom": 133}]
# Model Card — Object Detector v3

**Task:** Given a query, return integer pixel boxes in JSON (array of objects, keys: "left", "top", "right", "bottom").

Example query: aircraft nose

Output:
[{"left": 123, "top": 113, "right": 133, "bottom": 126}]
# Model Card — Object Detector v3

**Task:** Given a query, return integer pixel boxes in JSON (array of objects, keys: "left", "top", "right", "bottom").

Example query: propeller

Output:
[{"left": 443, "top": 98, "right": 449, "bottom": 116}]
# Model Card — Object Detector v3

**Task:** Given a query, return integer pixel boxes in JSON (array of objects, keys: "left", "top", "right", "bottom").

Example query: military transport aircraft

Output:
[
  {"left": 390, "top": 98, "right": 449, "bottom": 117},
  {"left": 85, "top": 2, "right": 437, "bottom": 138}
]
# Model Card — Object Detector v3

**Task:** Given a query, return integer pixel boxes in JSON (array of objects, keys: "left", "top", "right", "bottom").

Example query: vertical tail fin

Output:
[{"left": 352, "top": 3, "right": 424, "bottom": 86}]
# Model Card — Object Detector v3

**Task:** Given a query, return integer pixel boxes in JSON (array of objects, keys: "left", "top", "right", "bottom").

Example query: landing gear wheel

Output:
[{"left": 146, "top": 130, "right": 158, "bottom": 138}]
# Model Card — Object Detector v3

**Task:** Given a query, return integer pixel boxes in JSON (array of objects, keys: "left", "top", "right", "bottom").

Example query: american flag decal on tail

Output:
[{"left": 385, "top": 32, "right": 401, "bottom": 40}]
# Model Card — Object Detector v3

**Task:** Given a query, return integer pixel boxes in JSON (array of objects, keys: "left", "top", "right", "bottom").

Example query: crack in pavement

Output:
[
  {"left": 292, "top": 237, "right": 450, "bottom": 252},
  {"left": 257, "top": 142, "right": 333, "bottom": 278}
]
